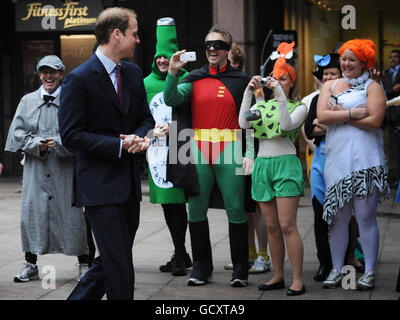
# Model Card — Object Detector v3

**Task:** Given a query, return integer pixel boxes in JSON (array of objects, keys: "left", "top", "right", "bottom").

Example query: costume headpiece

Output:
[
  {"left": 155, "top": 17, "right": 178, "bottom": 61},
  {"left": 270, "top": 41, "right": 296, "bottom": 83},
  {"left": 339, "top": 39, "right": 376, "bottom": 69},
  {"left": 312, "top": 53, "right": 341, "bottom": 80}
]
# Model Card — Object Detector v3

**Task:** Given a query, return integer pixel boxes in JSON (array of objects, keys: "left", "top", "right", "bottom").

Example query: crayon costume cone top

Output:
[{"left": 144, "top": 17, "right": 188, "bottom": 101}]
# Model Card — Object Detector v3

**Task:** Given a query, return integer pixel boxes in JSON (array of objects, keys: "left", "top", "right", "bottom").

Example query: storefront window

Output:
[
  {"left": 60, "top": 35, "right": 97, "bottom": 74},
  {"left": 22, "top": 40, "right": 54, "bottom": 94}
]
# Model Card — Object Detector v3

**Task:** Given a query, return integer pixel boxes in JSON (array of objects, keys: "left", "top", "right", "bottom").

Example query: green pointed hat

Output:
[{"left": 154, "top": 17, "right": 178, "bottom": 60}]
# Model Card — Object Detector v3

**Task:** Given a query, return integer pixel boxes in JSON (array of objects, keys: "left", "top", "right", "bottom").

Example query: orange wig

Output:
[{"left": 339, "top": 39, "right": 376, "bottom": 69}]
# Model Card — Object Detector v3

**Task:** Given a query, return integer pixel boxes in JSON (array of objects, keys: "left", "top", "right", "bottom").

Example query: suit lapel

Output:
[{"left": 91, "top": 55, "right": 125, "bottom": 115}]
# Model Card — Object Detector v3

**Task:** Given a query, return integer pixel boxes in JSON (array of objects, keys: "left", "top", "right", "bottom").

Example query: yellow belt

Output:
[{"left": 194, "top": 128, "right": 237, "bottom": 143}]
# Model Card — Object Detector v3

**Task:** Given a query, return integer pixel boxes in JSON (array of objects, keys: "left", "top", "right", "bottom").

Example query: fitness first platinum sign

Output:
[{"left": 15, "top": 0, "right": 103, "bottom": 32}]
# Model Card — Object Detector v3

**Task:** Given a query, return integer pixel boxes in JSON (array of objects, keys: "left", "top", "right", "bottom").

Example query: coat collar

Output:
[{"left": 90, "top": 54, "right": 128, "bottom": 116}]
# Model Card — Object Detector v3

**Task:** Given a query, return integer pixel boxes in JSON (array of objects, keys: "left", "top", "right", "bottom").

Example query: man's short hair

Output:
[
  {"left": 207, "top": 26, "right": 232, "bottom": 50},
  {"left": 390, "top": 49, "right": 400, "bottom": 56},
  {"left": 95, "top": 7, "right": 137, "bottom": 45}
]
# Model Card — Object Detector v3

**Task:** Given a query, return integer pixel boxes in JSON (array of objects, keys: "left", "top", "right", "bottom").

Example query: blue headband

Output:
[{"left": 314, "top": 54, "right": 331, "bottom": 67}]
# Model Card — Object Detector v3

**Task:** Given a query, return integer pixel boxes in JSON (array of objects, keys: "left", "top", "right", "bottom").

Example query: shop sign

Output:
[{"left": 15, "top": 0, "right": 103, "bottom": 32}]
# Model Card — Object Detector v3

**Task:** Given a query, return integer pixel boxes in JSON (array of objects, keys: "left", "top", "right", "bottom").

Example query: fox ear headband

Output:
[{"left": 269, "top": 41, "right": 297, "bottom": 83}]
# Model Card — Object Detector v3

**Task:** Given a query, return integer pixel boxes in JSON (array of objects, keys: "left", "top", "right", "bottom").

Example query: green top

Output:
[
  {"left": 251, "top": 99, "right": 303, "bottom": 143},
  {"left": 163, "top": 72, "right": 193, "bottom": 107}
]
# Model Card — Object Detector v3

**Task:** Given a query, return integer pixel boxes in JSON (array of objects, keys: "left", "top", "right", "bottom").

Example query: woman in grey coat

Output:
[{"left": 5, "top": 56, "right": 89, "bottom": 283}]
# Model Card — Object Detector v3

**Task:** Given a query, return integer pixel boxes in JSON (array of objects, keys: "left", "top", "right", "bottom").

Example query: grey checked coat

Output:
[{"left": 5, "top": 88, "right": 88, "bottom": 256}]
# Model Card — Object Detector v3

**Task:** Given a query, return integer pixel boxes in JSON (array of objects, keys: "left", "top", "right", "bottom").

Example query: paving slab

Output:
[{"left": 0, "top": 176, "right": 399, "bottom": 301}]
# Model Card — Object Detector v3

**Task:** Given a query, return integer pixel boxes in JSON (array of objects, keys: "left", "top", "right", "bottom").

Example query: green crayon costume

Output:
[
  {"left": 144, "top": 18, "right": 195, "bottom": 275},
  {"left": 144, "top": 18, "right": 189, "bottom": 204}
]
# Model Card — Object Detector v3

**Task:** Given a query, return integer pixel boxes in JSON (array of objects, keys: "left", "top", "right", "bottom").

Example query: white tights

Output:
[{"left": 329, "top": 189, "right": 379, "bottom": 274}]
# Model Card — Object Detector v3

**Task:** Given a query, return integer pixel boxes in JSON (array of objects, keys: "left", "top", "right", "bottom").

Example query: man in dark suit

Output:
[
  {"left": 58, "top": 7, "right": 154, "bottom": 300},
  {"left": 383, "top": 50, "right": 400, "bottom": 185},
  {"left": 382, "top": 50, "right": 400, "bottom": 100}
]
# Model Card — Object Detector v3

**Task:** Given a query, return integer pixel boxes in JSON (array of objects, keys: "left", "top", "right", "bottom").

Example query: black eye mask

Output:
[{"left": 205, "top": 40, "right": 231, "bottom": 51}]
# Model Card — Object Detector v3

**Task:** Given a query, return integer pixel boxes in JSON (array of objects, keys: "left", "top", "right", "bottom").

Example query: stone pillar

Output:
[{"left": 212, "top": 0, "right": 257, "bottom": 74}]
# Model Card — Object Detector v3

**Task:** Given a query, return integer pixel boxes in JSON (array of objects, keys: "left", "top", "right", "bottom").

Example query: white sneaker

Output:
[
  {"left": 249, "top": 256, "right": 272, "bottom": 274},
  {"left": 231, "top": 278, "right": 248, "bottom": 287},
  {"left": 77, "top": 263, "right": 89, "bottom": 282},
  {"left": 187, "top": 276, "right": 213, "bottom": 286},
  {"left": 322, "top": 269, "right": 342, "bottom": 289},
  {"left": 356, "top": 270, "right": 375, "bottom": 291},
  {"left": 14, "top": 263, "right": 39, "bottom": 282}
]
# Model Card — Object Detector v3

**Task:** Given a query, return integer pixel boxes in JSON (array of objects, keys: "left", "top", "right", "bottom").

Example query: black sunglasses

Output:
[{"left": 205, "top": 40, "right": 231, "bottom": 51}]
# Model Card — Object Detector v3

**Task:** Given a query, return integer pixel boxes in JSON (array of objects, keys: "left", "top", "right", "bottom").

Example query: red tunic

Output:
[{"left": 191, "top": 65, "right": 239, "bottom": 164}]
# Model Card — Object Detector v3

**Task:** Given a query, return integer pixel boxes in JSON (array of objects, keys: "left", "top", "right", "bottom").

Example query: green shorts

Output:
[{"left": 252, "top": 155, "right": 304, "bottom": 202}]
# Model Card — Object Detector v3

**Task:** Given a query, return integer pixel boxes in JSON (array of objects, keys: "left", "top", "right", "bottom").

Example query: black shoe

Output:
[
  {"left": 313, "top": 265, "right": 331, "bottom": 282},
  {"left": 287, "top": 285, "right": 306, "bottom": 296},
  {"left": 258, "top": 280, "right": 285, "bottom": 291},
  {"left": 159, "top": 260, "right": 173, "bottom": 273},
  {"left": 160, "top": 253, "right": 192, "bottom": 273},
  {"left": 171, "top": 254, "right": 187, "bottom": 276}
]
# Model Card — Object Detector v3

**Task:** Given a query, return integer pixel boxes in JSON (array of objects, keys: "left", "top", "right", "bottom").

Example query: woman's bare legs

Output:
[
  {"left": 259, "top": 200, "right": 285, "bottom": 284},
  {"left": 276, "top": 197, "right": 304, "bottom": 291}
]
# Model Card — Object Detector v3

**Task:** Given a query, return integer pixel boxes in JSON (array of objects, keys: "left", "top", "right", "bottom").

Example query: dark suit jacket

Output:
[
  {"left": 382, "top": 66, "right": 400, "bottom": 100},
  {"left": 383, "top": 66, "right": 400, "bottom": 129},
  {"left": 59, "top": 54, "right": 154, "bottom": 207}
]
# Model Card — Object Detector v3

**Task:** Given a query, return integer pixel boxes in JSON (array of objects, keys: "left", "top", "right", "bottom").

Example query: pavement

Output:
[{"left": 0, "top": 176, "right": 399, "bottom": 301}]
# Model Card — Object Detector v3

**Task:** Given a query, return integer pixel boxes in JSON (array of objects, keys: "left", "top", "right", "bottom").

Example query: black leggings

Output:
[
  {"left": 161, "top": 203, "right": 188, "bottom": 255},
  {"left": 25, "top": 252, "right": 89, "bottom": 264}
]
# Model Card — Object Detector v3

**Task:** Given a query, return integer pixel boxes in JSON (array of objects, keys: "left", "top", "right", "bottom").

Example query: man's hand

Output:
[
  {"left": 39, "top": 141, "right": 49, "bottom": 152},
  {"left": 153, "top": 123, "right": 170, "bottom": 138},
  {"left": 120, "top": 134, "right": 150, "bottom": 154},
  {"left": 242, "top": 157, "right": 254, "bottom": 176},
  {"left": 168, "top": 50, "right": 188, "bottom": 77},
  {"left": 0, "top": 163, "right": 3, "bottom": 175},
  {"left": 120, "top": 134, "right": 143, "bottom": 153},
  {"left": 46, "top": 137, "right": 55, "bottom": 149},
  {"left": 136, "top": 136, "right": 150, "bottom": 152}
]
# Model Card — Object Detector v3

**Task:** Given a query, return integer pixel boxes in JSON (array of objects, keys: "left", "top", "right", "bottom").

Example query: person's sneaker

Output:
[
  {"left": 223, "top": 263, "right": 234, "bottom": 270},
  {"left": 159, "top": 260, "right": 173, "bottom": 273},
  {"left": 160, "top": 253, "right": 192, "bottom": 273},
  {"left": 322, "top": 269, "right": 343, "bottom": 289},
  {"left": 249, "top": 256, "right": 272, "bottom": 274},
  {"left": 171, "top": 255, "right": 187, "bottom": 276},
  {"left": 13, "top": 263, "right": 39, "bottom": 283},
  {"left": 187, "top": 276, "right": 213, "bottom": 286},
  {"left": 356, "top": 270, "right": 375, "bottom": 291},
  {"left": 77, "top": 263, "right": 89, "bottom": 282},
  {"left": 231, "top": 278, "right": 248, "bottom": 287}
]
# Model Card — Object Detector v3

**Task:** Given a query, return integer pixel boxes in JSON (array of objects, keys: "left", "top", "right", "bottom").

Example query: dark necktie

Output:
[
  {"left": 115, "top": 65, "right": 123, "bottom": 108},
  {"left": 391, "top": 67, "right": 398, "bottom": 83},
  {"left": 43, "top": 95, "right": 55, "bottom": 103}
]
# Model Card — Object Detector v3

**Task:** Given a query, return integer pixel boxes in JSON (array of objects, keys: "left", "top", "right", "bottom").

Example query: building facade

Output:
[{"left": 2, "top": 0, "right": 400, "bottom": 175}]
